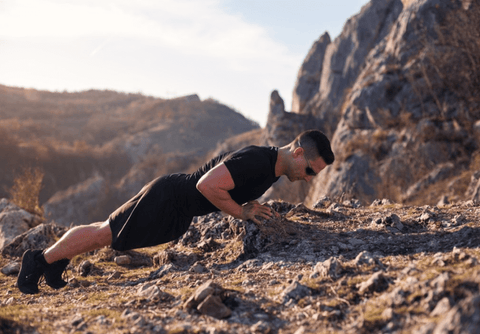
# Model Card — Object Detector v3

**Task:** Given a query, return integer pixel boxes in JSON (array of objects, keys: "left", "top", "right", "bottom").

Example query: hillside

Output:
[
  {"left": 0, "top": 85, "right": 258, "bottom": 224},
  {"left": 1, "top": 199, "right": 480, "bottom": 333}
]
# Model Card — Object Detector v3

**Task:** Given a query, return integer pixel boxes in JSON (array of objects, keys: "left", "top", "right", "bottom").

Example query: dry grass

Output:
[
  {"left": 412, "top": 1, "right": 480, "bottom": 124},
  {"left": 9, "top": 167, "right": 44, "bottom": 217}
]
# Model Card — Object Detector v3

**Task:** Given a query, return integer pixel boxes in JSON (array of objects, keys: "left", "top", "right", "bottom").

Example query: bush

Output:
[{"left": 9, "top": 167, "right": 44, "bottom": 216}]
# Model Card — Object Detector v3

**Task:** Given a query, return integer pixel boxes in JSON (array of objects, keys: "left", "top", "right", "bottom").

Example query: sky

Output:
[{"left": 0, "top": 0, "right": 369, "bottom": 127}]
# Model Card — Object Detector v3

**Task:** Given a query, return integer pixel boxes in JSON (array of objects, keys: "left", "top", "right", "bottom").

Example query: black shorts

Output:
[{"left": 109, "top": 175, "right": 193, "bottom": 251}]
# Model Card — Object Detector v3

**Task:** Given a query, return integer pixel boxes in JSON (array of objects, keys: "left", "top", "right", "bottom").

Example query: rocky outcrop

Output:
[
  {"left": 292, "top": 32, "right": 331, "bottom": 114},
  {"left": 0, "top": 199, "right": 43, "bottom": 250},
  {"left": 295, "top": 0, "right": 478, "bottom": 206},
  {"left": 43, "top": 175, "right": 109, "bottom": 226}
]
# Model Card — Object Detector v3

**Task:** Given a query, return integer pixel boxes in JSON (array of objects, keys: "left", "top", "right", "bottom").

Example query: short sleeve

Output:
[{"left": 223, "top": 148, "right": 271, "bottom": 188}]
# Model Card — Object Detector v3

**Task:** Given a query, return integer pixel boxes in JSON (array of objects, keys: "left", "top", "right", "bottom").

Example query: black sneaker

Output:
[
  {"left": 17, "top": 249, "right": 44, "bottom": 294},
  {"left": 44, "top": 259, "right": 69, "bottom": 289}
]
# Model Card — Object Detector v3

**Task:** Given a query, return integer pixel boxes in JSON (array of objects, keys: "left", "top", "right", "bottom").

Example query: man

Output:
[{"left": 17, "top": 129, "right": 334, "bottom": 294}]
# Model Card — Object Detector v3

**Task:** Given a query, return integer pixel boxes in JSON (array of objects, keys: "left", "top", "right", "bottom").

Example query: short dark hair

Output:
[{"left": 293, "top": 130, "right": 335, "bottom": 165}]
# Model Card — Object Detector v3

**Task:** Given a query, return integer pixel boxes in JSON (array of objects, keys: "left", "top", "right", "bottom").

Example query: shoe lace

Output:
[
  {"left": 38, "top": 274, "right": 46, "bottom": 287},
  {"left": 63, "top": 266, "right": 69, "bottom": 284}
]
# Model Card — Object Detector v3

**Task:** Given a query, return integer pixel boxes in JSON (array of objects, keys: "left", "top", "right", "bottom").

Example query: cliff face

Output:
[{"left": 264, "top": 0, "right": 480, "bottom": 207}]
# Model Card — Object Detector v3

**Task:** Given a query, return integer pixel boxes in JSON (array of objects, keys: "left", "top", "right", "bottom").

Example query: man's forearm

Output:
[{"left": 197, "top": 184, "right": 244, "bottom": 219}]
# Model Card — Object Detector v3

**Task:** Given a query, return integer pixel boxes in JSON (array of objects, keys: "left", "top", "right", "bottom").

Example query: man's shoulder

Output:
[
  {"left": 234, "top": 145, "right": 278, "bottom": 156},
  {"left": 224, "top": 145, "right": 277, "bottom": 173}
]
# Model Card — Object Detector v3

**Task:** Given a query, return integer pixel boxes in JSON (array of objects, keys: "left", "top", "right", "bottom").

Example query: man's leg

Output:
[
  {"left": 18, "top": 220, "right": 112, "bottom": 294},
  {"left": 44, "top": 220, "right": 112, "bottom": 263}
]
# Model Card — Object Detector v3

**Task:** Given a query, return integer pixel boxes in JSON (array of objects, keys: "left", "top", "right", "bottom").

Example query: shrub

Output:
[{"left": 9, "top": 167, "right": 44, "bottom": 216}]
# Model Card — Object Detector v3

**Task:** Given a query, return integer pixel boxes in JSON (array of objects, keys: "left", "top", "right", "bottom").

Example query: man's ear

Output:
[{"left": 292, "top": 147, "right": 304, "bottom": 158}]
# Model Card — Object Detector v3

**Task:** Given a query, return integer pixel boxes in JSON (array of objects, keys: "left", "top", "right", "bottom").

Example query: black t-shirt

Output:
[{"left": 179, "top": 145, "right": 280, "bottom": 217}]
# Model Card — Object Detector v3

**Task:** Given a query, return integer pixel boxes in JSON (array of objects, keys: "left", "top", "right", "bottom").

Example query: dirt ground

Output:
[{"left": 1, "top": 199, "right": 480, "bottom": 333}]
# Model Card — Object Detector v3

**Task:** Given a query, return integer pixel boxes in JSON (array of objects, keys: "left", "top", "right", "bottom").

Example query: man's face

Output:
[{"left": 288, "top": 150, "right": 327, "bottom": 182}]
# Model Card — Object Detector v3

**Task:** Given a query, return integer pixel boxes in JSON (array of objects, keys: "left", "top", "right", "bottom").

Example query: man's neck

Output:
[{"left": 275, "top": 146, "right": 292, "bottom": 177}]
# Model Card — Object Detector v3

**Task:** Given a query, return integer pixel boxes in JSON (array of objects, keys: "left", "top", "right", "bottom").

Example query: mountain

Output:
[
  {"left": 258, "top": 0, "right": 480, "bottom": 207},
  {"left": 0, "top": 85, "right": 258, "bottom": 225}
]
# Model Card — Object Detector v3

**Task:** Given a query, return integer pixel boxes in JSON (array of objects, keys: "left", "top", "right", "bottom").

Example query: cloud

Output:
[{"left": 0, "top": 0, "right": 298, "bottom": 67}]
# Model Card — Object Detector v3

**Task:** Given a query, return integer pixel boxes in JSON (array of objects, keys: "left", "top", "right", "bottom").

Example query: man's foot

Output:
[
  {"left": 44, "top": 259, "right": 69, "bottom": 289},
  {"left": 17, "top": 250, "right": 44, "bottom": 294}
]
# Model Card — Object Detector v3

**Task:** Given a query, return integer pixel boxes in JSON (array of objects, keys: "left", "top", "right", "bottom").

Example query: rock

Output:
[
  {"left": 301, "top": 0, "right": 475, "bottom": 207},
  {"left": 197, "top": 295, "right": 231, "bottom": 319},
  {"left": 121, "top": 309, "right": 145, "bottom": 327},
  {"left": 343, "top": 198, "right": 362, "bottom": 208},
  {"left": 313, "top": 196, "right": 332, "bottom": 209},
  {"left": 281, "top": 280, "right": 311, "bottom": 303},
  {"left": 183, "top": 280, "right": 222, "bottom": 309},
  {"left": 1, "top": 262, "right": 20, "bottom": 276},
  {"left": 431, "top": 297, "right": 452, "bottom": 317},
  {"left": 1, "top": 222, "right": 67, "bottom": 257},
  {"left": 420, "top": 212, "right": 432, "bottom": 222},
  {"left": 386, "top": 287, "right": 407, "bottom": 307},
  {"left": 383, "top": 214, "right": 403, "bottom": 231},
  {"left": 358, "top": 271, "right": 388, "bottom": 294},
  {"left": 430, "top": 272, "right": 450, "bottom": 291},
  {"left": 137, "top": 284, "right": 173, "bottom": 302},
  {"left": 189, "top": 262, "right": 206, "bottom": 273},
  {"left": 403, "top": 163, "right": 455, "bottom": 202},
  {"left": 114, "top": 255, "right": 131, "bottom": 265},
  {"left": 292, "top": 32, "right": 331, "bottom": 113},
  {"left": 432, "top": 294, "right": 480, "bottom": 333},
  {"left": 196, "top": 238, "right": 219, "bottom": 252},
  {"left": 251, "top": 320, "right": 272, "bottom": 334},
  {"left": 293, "top": 326, "right": 306, "bottom": 334},
  {"left": 183, "top": 280, "right": 231, "bottom": 319},
  {"left": 43, "top": 175, "right": 107, "bottom": 227},
  {"left": 194, "top": 281, "right": 218, "bottom": 302},
  {"left": 78, "top": 260, "right": 93, "bottom": 277},
  {"left": 312, "top": 257, "right": 343, "bottom": 279},
  {"left": 0, "top": 199, "right": 43, "bottom": 250},
  {"left": 354, "top": 251, "right": 376, "bottom": 266},
  {"left": 382, "top": 307, "right": 395, "bottom": 321},
  {"left": 149, "top": 263, "right": 175, "bottom": 280},
  {"left": 153, "top": 249, "right": 176, "bottom": 266}
]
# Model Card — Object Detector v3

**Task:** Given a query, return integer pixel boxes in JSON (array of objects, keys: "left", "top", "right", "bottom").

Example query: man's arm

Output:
[{"left": 196, "top": 163, "right": 277, "bottom": 224}]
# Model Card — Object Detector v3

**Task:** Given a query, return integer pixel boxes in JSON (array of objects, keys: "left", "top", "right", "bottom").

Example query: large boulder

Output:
[{"left": 0, "top": 199, "right": 43, "bottom": 250}]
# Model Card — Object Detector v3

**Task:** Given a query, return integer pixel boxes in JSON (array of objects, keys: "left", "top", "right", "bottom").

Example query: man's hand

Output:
[{"left": 241, "top": 201, "right": 280, "bottom": 224}]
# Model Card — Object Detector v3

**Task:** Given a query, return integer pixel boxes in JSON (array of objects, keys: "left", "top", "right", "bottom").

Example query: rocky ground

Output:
[{"left": 1, "top": 198, "right": 480, "bottom": 334}]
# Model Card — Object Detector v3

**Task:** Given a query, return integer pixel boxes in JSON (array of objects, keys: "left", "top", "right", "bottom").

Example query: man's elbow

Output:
[{"left": 196, "top": 180, "right": 210, "bottom": 195}]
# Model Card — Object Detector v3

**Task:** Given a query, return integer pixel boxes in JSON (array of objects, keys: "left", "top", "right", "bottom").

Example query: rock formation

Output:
[
  {"left": 43, "top": 174, "right": 109, "bottom": 226},
  {"left": 265, "top": 0, "right": 479, "bottom": 207},
  {"left": 0, "top": 199, "right": 43, "bottom": 250}
]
